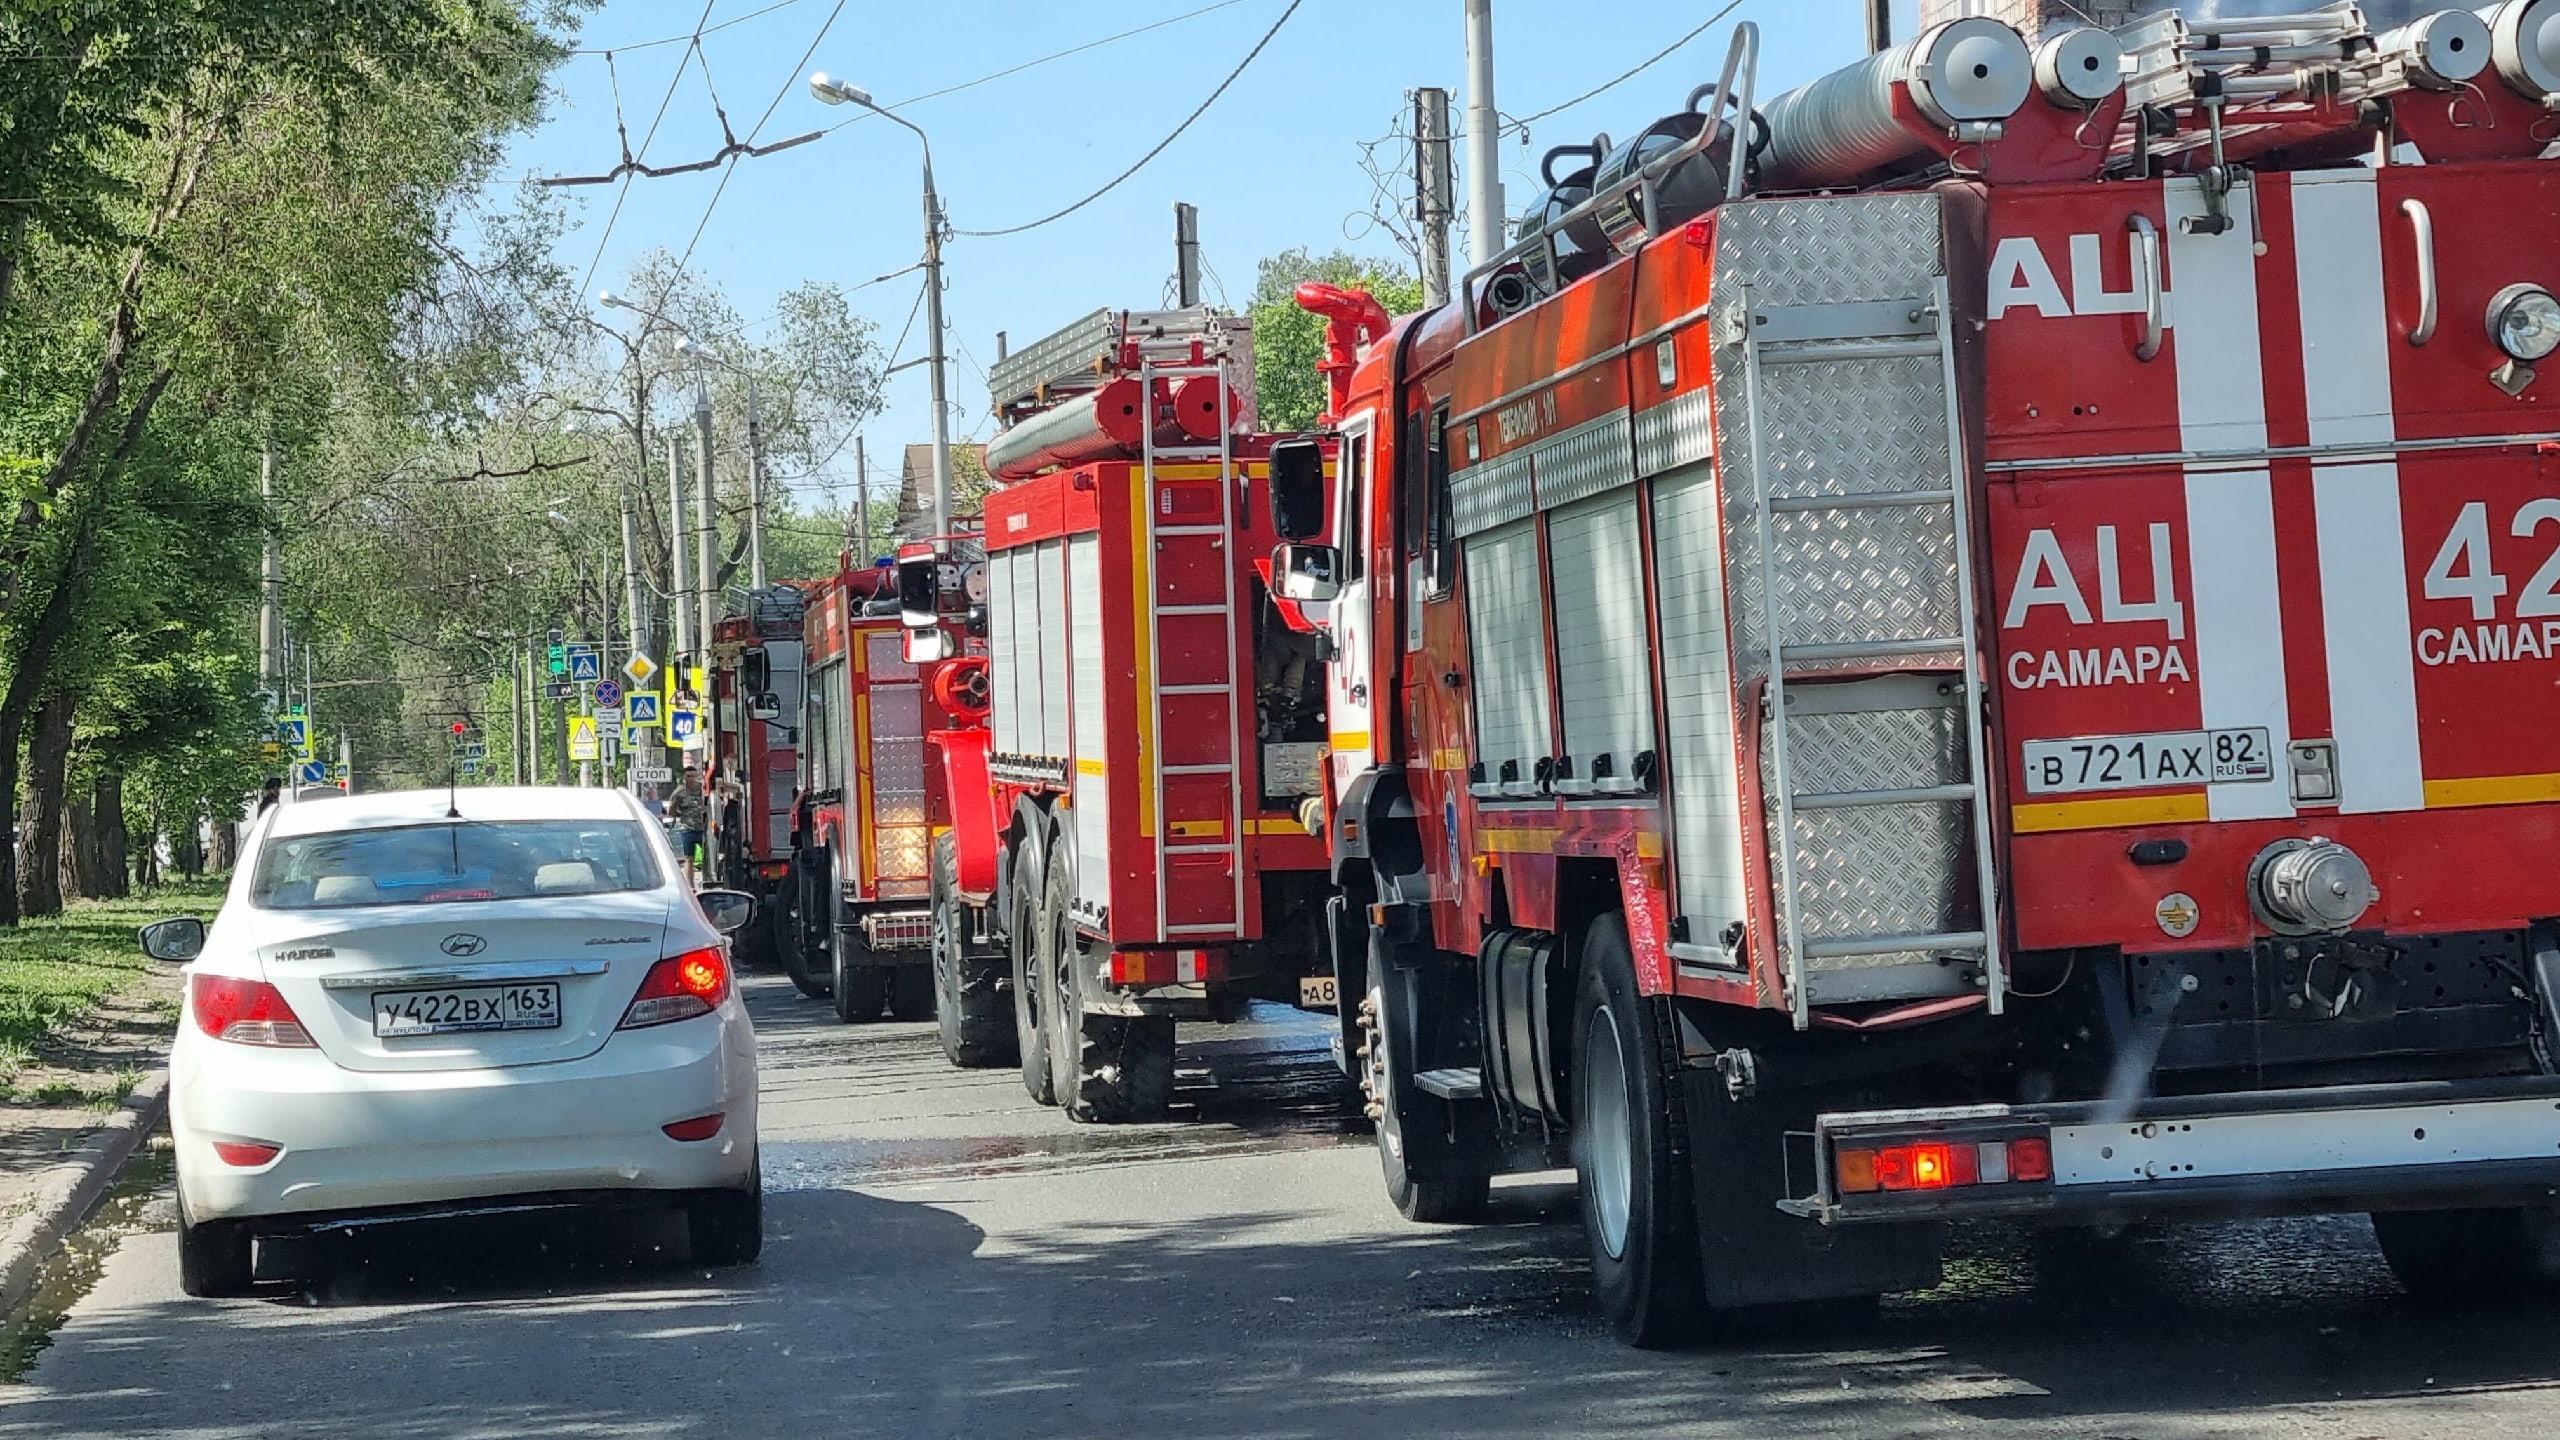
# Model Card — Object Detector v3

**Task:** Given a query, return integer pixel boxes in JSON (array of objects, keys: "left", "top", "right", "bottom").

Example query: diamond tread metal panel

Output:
[
  {"left": 1651, "top": 465, "right": 1750, "bottom": 937},
  {"left": 1711, "top": 193, "right": 1943, "bottom": 308},
  {"left": 1462, "top": 520, "right": 1554, "bottom": 784},
  {"left": 1760, "top": 697, "right": 1974, "bottom": 968},
  {"left": 1451, "top": 450, "right": 1534, "bottom": 538},
  {"left": 1529, "top": 409, "right": 1635, "bottom": 511},
  {"left": 1634, "top": 386, "right": 1715, "bottom": 478},
  {"left": 1548, "top": 492, "right": 1654, "bottom": 782}
]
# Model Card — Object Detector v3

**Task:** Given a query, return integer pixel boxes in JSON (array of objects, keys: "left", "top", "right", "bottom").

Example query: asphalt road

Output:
[{"left": 6, "top": 972, "right": 2560, "bottom": 1439}]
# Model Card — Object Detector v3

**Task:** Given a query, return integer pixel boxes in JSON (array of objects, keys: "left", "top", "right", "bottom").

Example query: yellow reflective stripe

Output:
[
  {"left": 2424, "top": 771, "right": 2560, "bottom": 810},
  {"left": 2009, "top": 792, "right": 2208, "bottom": 834}
]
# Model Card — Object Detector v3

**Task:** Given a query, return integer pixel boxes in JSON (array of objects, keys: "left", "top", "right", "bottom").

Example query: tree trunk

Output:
[
  {"left": 95, "top": 773, "right": 128, "bottom": 897},
  {"left": 61, "top": 777, "right": 96, "bottom": 901},
  {"left": 18, "top": 693, "right": 74, "bottom": 918},
  {"left": 174, "top": 809, "right": 203, "bottom": 879},
  {"left": 136, "top": 800, "right": 161, "bottom": 890}
]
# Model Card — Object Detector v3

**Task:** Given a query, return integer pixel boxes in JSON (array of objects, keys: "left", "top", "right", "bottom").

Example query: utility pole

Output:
[
  {"left": 338, "top": 734, "right": 354, "bottom": 796},
  {"left": 1463, "top": 0, "right": 1505, "bottom": 266},
  {"left": 509, "top": 647, "right": 525, "bottom": 785},
  {"left": 523, "top": 639, "right": 540, "bottom": 784},
  {"left": 852, "top": 435, "right": 870, "bottom": 563},
  {"left": 1173, "top": 202, "right": 1201, "bottom": 308},
  {"left": 1866, "top": 0, "right": 1892, "bottom": 54},
  {"left": 745, "top": 382, "right": 768, "bottom": 590},
  {"left": 258, "top": 448, "right": 280, "bottom": 701},
  {"left": 1415, "top": 87, "right": 1456, "bottom": 307},
  {"left": 667, "top": 433, "right": 692, "bottom": 670},
  {"left": 694, "top": 385, "right": 717, "bottom": 658},
  {"left": 922, "top": 157, "right": 954, "bottom": 540}
]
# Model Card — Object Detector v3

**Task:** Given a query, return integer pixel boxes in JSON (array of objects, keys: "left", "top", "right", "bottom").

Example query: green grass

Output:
[{"left": 0, "top": 881, "right": 223, "bottom": 1063}]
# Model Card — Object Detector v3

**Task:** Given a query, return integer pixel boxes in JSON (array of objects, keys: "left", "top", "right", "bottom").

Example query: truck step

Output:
[
  {"left": 1767, "top": 487, "right": 1953, "bottom": 513},
  {"left": 1789, "top": 783, "right": 1977, "bottom": 811},
  {"left": 1801, "top": 929, "right": 1988, "bottom": 961},
  {"left": 1777, "top": 636, "right": 1964, "bottom": 665},
  {"left": 1413, "top": 1067, "right": 1484, "bottom": 1100}
]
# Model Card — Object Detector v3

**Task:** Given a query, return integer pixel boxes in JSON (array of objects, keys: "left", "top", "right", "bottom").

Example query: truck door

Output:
[{"left": 1326, "top": 415, "right": 1380, "bottom": 799}]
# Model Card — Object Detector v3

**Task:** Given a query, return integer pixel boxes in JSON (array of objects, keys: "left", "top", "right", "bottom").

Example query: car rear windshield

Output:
[{"left": 251, "top": 820, "right": 663, "bottom": 909}]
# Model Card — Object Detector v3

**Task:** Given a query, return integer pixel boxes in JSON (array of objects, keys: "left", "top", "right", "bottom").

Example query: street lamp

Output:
[
  {"left": 678, "top": 338, "right": 770, "bottom": 592},
  {"left": 808, "top": 71, "right": 953, "bottom": 540}
]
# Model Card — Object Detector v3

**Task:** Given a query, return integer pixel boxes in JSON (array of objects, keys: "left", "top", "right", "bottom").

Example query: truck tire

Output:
[
  {"left": 1068, "top": 1013, "right": 1176, "bottom": 1123},
  {"left": 2371, "top": 1206, "right": 2560, "bottom": 1301},
  {"left": 887, "top": 965, "right": 936, "bottom": 1021},
  {"left": 1364, "top": 928, "right": 1489, "bottom": 1223},
  {"left": 177, "top": 1192, "right": 254, "bottom": 1298},
  {"left": 831, "top": 926, "right": 888, "bottom": 1022},
  {"left": 1010, "top": 839, "right": 1056, "bottom": 1105},
  {"left": 1574, "top": 912, "right": 1707, "bottom": 1348},
  {"left": 933, "top": 834, "right": 1014, "bottom": 1068},
  {"left": 781, "top": 853, "right": 833, "bottom": 1001}
]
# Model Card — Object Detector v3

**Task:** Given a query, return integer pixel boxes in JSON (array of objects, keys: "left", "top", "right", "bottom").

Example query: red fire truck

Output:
[
  {"left": 705, "top": 586, "right": 808, "bottom": 966},
  {"left": 923, "top": 305, "right": 1338, "bottom": 1122},
  {"left": 1272, "top": 6, "right": 2560, "bottom": 1345},
  {"left": 786, "top": 555, "right": 953, "bottom": 1022}
]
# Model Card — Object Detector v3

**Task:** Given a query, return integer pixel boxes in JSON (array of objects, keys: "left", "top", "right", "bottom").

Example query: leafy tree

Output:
[{"left": 1248, "top": 248, "right": 1425, "bottom": 433}]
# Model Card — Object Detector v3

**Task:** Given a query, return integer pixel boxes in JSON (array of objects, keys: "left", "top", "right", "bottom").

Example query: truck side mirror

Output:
[
  {"left": 1273, "top": 543, "right": 1342, "bottom": 603},
  {"left": 905, "top": 626, "right": 952, "bottom": 664},
  {"left": 897, "top": 553, "right": 938, "bottom": 628},
  {"left": 1269, "top": 439, "right": 1327, "bottom": 541},
  {"left": 749, "top": 692, "right": 783, "bottom": 722},
  {"left": 741, "top": 648, "right": 770, "bottom": 693}
]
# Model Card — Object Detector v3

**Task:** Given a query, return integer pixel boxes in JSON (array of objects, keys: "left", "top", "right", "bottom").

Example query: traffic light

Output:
[{"left": 450, "top": 721, "right": 468, "bottom": 736}]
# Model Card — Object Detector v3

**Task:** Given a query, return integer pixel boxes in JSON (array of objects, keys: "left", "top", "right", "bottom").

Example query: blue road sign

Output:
[
  {"left": 297, "top": 761, "right": 326, "bottom": 783},
  {"left": 669, "top": 709, "right": 700, "bottom": 742},
  {"left": 278, "top": 717, "right": 308, "bottom": 753},
  {"left": 594, "top": 679, "right": 622, "bottom": 708},
  {"left": 567, "top": 647, "right": 602, "bottom": 682},
  {"left": 625, "top": 692, "right": 661, "bottom": 724}
]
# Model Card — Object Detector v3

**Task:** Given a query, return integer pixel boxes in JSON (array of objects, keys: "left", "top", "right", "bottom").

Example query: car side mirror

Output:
[
  {"left": 1269, "top": 438, "right": 1327, "bottom": 541},
  {"left": 140, "top": 917, "right": 206, "bottom": 963},
  {"left": 1273, "top": 542, "right": 1342, "bottom": 603},
  {"left": 748, "top": 692, "right": 783, "bottom": 722},
  {"left": 697, "top": 889, "right": 756, "bottom": 935}
]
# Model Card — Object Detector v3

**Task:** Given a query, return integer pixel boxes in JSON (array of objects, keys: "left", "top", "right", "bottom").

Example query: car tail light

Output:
[
  {"left": 662, "top": 1113, "right": 725, "bottom": 1141},
  {"left": 212, "top": 1140, "right": 282, "bottom": 1167},
  {"left": 758, "top": 861, "right": 791, "bottom": 881},
  {"left": 190, "top": 974, "right": 315, "bottom": 1048},
  {"left": 618, "top": 947, "right": 730, "bottom": 1029}
]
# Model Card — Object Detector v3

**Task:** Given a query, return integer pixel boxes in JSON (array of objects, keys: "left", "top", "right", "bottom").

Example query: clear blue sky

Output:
[{"left": 503, "top": 0, "right": 1921, "bottom": 510}]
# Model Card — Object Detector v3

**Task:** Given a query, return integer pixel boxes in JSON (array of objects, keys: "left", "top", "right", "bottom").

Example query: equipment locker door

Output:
[{"left": 1325, "top": 416, "right": 1380, "bottom": 799}]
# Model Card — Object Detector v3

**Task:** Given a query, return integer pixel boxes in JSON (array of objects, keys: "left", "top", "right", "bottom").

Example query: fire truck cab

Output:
[
  {"left": 705, "top": 586, "right": 808, "bottom": 964},
  {"left": 1282, "top": 6, "right": 2560, "bottom": 1346}
]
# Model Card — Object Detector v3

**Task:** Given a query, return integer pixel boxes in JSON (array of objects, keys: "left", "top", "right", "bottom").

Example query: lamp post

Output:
[
  {"left": 808, "top": 72, "right": 952, "bottom": 540},
  {"left": 677, "top": 338, "right": 769, "bottom": 592}
]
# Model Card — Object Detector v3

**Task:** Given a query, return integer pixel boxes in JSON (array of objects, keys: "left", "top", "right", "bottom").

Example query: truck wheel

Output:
[
  {"left": 1067, "top": 1014, "right": 1176, "bottom": 1124},
  {"left": 781, "top": 854, "right": 833, "bottom": 1000},
  {"left": 887, "top": 965, "right": 936, "bottom": 1021},
  {"left": 1042, "top": 845, "right": 1086, "bottom": 1109},
  {"left": 2371, "top": 1206, "right": 2560, "bottom": 1301},
  {"left": 1010, "top": 841, "right": 1056, "bottom": 1105},
  {"left": 177, "top": 1192, "right": 255, "bottom": 1298},
  {"left": 831, "top": 927, "right": 888, "bottom": 1022},
  {"left": 933, "top": 835, "right": 1014, "bottom": 1068},
  {"left": 1363, "top": 929, "right": 1489, "bottom": 1223},
  {"left": 1574, "top": 912, "right": 1708, "bottom": 1348}
]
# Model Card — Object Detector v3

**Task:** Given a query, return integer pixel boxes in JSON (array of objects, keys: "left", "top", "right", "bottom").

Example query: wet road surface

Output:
[{"left": 6, "top": 971, "right": 2560, "bottom": 1438}]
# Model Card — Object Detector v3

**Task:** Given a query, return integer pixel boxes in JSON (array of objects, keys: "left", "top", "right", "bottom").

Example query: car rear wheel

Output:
[
  {"left": 688, "top": 1156, "right": 764, "bottom": 1267},
  {"left": 2372, "top": 1206, "right": 2560, "bottom": 1301},
  {"left": 177, "top": 1192, "right": 254, "bottom": 1298}
]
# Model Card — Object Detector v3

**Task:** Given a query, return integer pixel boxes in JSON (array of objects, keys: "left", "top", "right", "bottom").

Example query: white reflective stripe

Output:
[
  {"left": 2294, "top": 171, "right": 2427, "bottom": 814},
  {"left": 2050, "top": 1093, "right": 2560, "bottom": 1185},
  {"left": 2166, "top": 180, "right": 2292, "bottom": 821}
]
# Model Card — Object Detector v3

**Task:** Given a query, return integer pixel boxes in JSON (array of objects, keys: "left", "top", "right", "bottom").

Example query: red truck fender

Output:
[{"left": 934, "top": 727, "right": 1001, "bottom": 897}]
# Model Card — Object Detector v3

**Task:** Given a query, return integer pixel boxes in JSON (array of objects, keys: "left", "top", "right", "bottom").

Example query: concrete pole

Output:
[
  {"left": 853, "top": 435, "right": 870, "bottom": 562},
  {"left": 921, "top": 154, "right": 954, "bottom": 540},
  {"left": 1173, "top": 202, "right": 1201, "bottom": 308},
  {"left": 1415, "top": 87, "right": 1455, "bottom": 308},
  {"left": 694, "top": 388, "right": 717, "bottom": 658},
  {"left": 667, "top": 432, "right": 692, "bottom": 667},
  {"left": 338, "top": 733, "right": 354, "bottom": 796},
  {"left": 258, "top": 448, "right": 280, "bottom": 698},
  {"left": 1866, "top": 0, "right": 1892, "bottom": 54},
  {"left": 1463, "top": 0, "right": 1505, "bottom": 266},
  {"left": 510, "top": 651, "right": 525, "bottom": 785},
  {"left": 745, "top": 381, "right": 768, "bottom": 590}
]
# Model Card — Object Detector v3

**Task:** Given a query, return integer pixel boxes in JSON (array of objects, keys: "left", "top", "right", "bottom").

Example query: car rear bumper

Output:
[
  {"left": 1785, "top": 1075, "right": 2560, "bottom": 1225},
  {"left": 172, "top": 1013, "right": 756, "bottom": 1223}
]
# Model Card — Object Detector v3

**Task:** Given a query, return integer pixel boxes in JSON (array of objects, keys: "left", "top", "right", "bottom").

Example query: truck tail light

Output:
[
  {"left": 1107, "top": 949, "right": 1227, "bottom": 986},
  {"left": 1834, "top": 1129, "right": 2051, "bottom": 1196}
]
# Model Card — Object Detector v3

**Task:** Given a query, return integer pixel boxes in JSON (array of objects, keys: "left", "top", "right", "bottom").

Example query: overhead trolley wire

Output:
[{"left": 1500, "top": 0, "right": 1748, "bottom": 136}]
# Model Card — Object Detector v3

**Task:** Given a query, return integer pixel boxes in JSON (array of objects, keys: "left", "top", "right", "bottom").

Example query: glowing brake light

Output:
[
  {"left": 190, "top": 975, "right": 315, "bottom": 1048},
  {"left": 1834, "top": 1133, "right": 2043, "bottom": 1196},
  {"left": 618, "top": 947, "right": 730, "bottom": 1029}
]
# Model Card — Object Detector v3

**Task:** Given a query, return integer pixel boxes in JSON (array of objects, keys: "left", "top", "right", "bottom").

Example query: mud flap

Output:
[
  {"left": 1377, "top": 943, "right": 1502, "bottom": 1183},
  {"left": 1677, "top": 1069, "right": 1944, "bottom": 1308}
]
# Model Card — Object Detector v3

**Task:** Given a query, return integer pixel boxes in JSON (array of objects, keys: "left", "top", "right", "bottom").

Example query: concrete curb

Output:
[{"left": 0, "top": 1069, "right": 169, "bottom": 1316}]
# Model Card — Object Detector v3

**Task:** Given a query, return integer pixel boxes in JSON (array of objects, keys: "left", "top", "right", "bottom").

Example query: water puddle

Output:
[{"left": 0, "top": 1133, "right": 173, "bottom": 1382}]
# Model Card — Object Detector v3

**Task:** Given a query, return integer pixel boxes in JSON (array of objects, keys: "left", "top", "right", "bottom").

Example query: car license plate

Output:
[
  {"left": 1299, "top": 975, "right": 1338, "bottom": 1009},
  {"left": 373, "top": 983, "right": 561, "bottom": 1038},
  {"left": 2020, "top": 727, "right": 2274, "bottom": 795}
]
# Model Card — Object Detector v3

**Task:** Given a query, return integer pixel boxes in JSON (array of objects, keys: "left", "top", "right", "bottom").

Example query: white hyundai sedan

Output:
[{"left": 145, "top": 786, "right": 762, "bottom": 1296}]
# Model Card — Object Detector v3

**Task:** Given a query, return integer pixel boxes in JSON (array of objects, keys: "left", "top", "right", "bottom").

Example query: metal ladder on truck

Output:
[
  {"left": 1734, "top": 273, "right": 2005, "bottom": 1028},
  {"left": 1140, "top": 345, "right": 1249, "bottom": 943}
]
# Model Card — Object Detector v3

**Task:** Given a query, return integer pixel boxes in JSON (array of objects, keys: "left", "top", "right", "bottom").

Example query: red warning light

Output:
[{"left": 451, "top": 722, "right": 468, "bottom": 735}]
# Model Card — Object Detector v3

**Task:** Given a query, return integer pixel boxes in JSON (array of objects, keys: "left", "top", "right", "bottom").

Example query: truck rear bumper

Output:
[{"left": 1784, "top": 1076, "right": 2560, "bottom": 1225}]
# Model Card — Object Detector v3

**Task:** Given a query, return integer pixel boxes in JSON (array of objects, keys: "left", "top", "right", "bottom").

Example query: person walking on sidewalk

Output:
[{"left": 667, "top": 768, "right": 707, "bottom": 887}]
